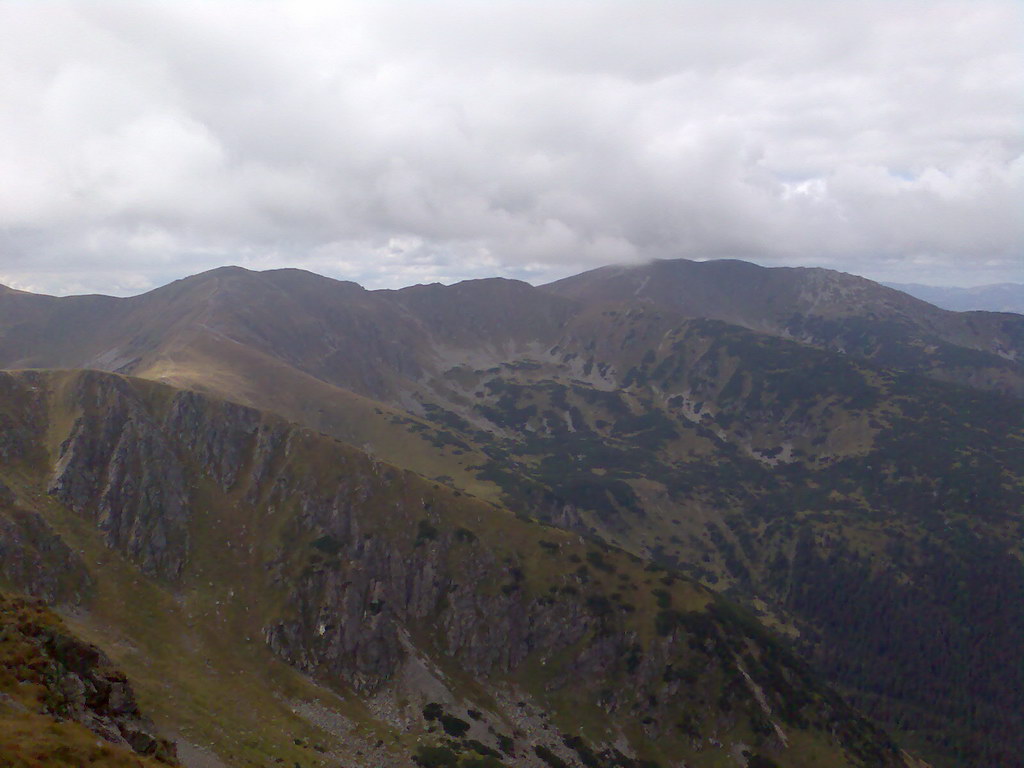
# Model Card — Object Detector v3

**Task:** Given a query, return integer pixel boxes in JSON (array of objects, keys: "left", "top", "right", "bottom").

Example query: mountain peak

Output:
[
  {"left": 544, "top": 255, "right": 923, "bottom": 320},
  {"left": 185, "top": 264, "right": 254, "bottom": 280}
]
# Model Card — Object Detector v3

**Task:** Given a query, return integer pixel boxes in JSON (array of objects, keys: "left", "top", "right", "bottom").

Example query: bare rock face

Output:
[
  {"left": 0, "top": 374, "right": 94, "bottom": 604},
  {"left": 256, "top": 474, "right": 823, "bottom": 755},
  {"left": 164, "top": 390, "right": 261, "bottom": 492},
  {"left": 259, "top": 471, "right": 597, "bottom": 693},
  {"left": 44, "top": 376, "right": 287, "bottom": 583},
  {"left": 48, "top": 373, "right": 192, "bottom": 580}
]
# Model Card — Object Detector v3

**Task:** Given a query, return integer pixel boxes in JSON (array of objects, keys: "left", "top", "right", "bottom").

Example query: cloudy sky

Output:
[{"left": 0, "top": 1, "right": 1021, "bottom": 296}]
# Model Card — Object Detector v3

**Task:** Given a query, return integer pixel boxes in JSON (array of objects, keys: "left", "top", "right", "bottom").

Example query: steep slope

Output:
[
  {"left": 543, "top": 259, "right": 1024, "bottom": 395},
  {"left": 0, "top": 268, "right": 577, "bottom": 504},
  {"left": 3, "top": 261, "right": 1020, "bottom": 504},
  {"left": 0, "top": 591, "right": 177, "bottom": 767},
  {"left": 0, "top": 369, "right": 917, "bottom": 768}
]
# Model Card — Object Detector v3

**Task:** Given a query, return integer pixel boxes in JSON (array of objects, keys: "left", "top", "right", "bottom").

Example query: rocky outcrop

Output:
[
  {"left": 0, "top": 592, "right": 177, "bottom": 764},
  {"left": 42, "top": 630, "right": 177, "bottom": 761},
  {"left": 262, "top": 513, "right": 588, "bottom": 692}
]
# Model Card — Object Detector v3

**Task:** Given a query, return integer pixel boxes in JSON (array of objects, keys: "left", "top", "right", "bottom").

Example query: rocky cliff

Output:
[{"left": 0, "top": 369, "right": 918, "bottom": 768}]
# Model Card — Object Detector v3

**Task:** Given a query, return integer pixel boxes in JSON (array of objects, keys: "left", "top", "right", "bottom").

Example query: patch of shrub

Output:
[
  {"left": 460, "top": 757, "right": 506, "bottom": 768},
  {"left": 440, "top": 713, "right": 471, "bottom": 737},
  {"left": 416, "top": 519, "right": 439, "bottom": 545},
  {"left": 495, "top": 733, "right": 514, "bottom": 755},
  {"left": 413, "top": 745, "right": 458, "bottom": 768},
  {"left": 655, "top": 609, "right": 684, "bottom": 637},
  {"left": 562, "top": 735, "right": 601, "bottom": 767},
  {"left": 585, "top": 551, "right": 615, "bottom": 573},
  {"left": 533, "top": 745, "right": 569, "bottom": 768},
  {"left": 310, "top": 534, "right": 342, "bottom": 555},
  {"left": 463, "top": 739, "right": 501, "bottom": 758}
]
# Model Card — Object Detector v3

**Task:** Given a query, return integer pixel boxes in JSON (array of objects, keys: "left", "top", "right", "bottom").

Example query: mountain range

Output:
[
  {"left": 1, "top": 257, "right": 1021, "bottom": 768},
  {"left": 885, "top": 282, "right": 1024, "bottom": 314}
]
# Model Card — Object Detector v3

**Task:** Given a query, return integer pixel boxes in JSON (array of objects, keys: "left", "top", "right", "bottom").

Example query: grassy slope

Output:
[{"left": 134, "top": 335, "right": 504, "bottom": 503}]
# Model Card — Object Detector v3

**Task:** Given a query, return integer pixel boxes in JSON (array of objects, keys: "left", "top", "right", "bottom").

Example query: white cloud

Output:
[{"left": 0, "top": 0, "right": 1020, "bottom": 295}]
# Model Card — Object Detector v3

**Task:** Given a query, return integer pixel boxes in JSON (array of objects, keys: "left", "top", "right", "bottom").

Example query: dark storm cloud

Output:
[{"left": 0, "top": 1, "right": 1020, "bottom": 295}]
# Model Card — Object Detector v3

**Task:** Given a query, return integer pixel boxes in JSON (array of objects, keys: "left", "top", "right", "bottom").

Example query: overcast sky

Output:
[{"left": 1, "top": 1, "right": 1021, "bottom": 296}]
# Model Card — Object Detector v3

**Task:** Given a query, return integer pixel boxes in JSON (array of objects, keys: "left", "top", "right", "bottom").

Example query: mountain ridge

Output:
[
  {"left": 2, "top": 258, "right": 1021, "bottom": 397},
  {"left": 541, "top": 258, "right": 1023, "bottom": 390},
  {"left": 1, "top": 257, "right": 1021, "bottom": 765}
]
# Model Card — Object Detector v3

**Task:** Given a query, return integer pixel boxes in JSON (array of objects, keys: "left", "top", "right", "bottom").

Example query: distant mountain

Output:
[
  {"left": 0, "top": 266, "right": 575, "bottom": 398},
  {"left": 2, "top": 259, "right": 1022, "bottom": 397},
  {"left": 542, "top": 259, "right": 1024, "bottom": 395},
  {"left": 2, "top": 257, "right": 1022, "bottom": 766},
  {"left": 885, "top": 282, "right": 1024, "bottom": 314}
]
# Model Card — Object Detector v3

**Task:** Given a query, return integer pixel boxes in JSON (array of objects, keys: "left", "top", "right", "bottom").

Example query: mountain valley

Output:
[{"left": 0, "top": 258, "right": 1021, "bottom": 768}]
